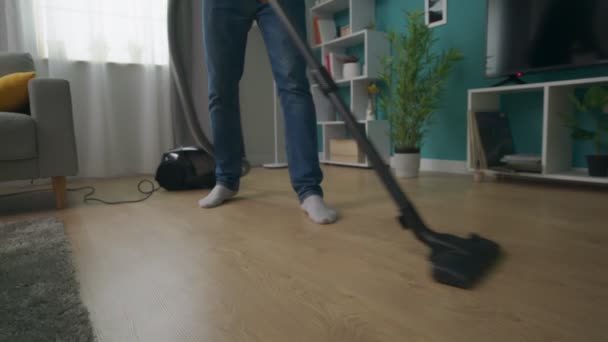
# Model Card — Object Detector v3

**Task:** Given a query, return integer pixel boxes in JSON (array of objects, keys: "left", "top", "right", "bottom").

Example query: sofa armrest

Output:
[{"left": 29, "top": 78, "right": 79, "bottom": 177}]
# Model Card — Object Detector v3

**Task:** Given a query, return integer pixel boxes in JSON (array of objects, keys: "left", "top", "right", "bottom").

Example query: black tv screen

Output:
[{"left": 486, "top": 0, "right": 608, "bottom": 78}]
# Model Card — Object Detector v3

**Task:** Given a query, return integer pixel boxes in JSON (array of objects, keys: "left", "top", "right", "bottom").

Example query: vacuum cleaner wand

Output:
[{"left": 268, "top": 0, "right": 501, "bottom": 289}]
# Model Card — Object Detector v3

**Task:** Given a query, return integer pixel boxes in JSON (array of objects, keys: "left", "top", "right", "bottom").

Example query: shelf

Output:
[
  {"left": 546, "top": 170, "right": 608, "bottom": 184},
  {"left": 319, "top": 119, "right": 383, "bottom": 125},
  {"left": 333, "top": 75, "right": 370, "bottom": 84},
  {"left": 314, "top": 29, "right": 387, "bottom": 49},
  {"left": 315, "top": 30, "right": 366, "bottom": 49},
  {"left": 311, "top": 78, "right": 353, "bottom": 88},
  {"left": 469, "top": 76, "right": 608, "bottom": 95},
  {"left": 335, "top": 75, "right": 378, "bottom": 84},
  {"left": 479, "top": 169, "right": 608, "bottom": 184},
  {"left": 311, "top": 0, "right": 350, "bottom": 13},
  {"left": 348, "top": 75, "right": 376, "bottom": 82},
  {"left": 311, "top": 75, "right": 377, "bottom": 88},
  {"left": 321, "top": 159, "right": 370, "bottom": 168}
]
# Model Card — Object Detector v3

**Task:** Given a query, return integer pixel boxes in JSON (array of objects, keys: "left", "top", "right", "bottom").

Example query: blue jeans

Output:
[{"left": 202, "top": 0, "right": 323, "bottom": 202}]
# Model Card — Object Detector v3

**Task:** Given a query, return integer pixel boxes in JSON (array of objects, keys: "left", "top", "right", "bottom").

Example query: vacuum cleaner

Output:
[{"left": 268, "top": 0, "right": 501, "bottom": 289}]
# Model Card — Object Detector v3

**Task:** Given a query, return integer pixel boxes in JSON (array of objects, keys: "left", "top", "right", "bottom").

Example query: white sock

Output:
[
  {"left": 198, "top": 184, "right": 237, "bottom": 208},
  {"left": 301, "top": 195, "right": 338, "bottom": 225}
]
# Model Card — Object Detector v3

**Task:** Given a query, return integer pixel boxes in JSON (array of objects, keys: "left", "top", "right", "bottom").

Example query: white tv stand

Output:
[{"left": 467, "top": 76, "right": 608, "bottom": 185}]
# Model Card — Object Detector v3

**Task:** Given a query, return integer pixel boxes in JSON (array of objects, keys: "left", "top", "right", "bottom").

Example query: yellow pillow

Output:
[{"left": 0, "top": 71, "right": 36, "bottom": 112}]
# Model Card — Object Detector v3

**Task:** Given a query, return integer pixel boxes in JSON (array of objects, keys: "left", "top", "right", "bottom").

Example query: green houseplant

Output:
[
  {"left": 380, "top": 10, "right": 462, "bottom": 178},
  {"left": 561, "top": 86, "right": 608, "bottom": 177}
]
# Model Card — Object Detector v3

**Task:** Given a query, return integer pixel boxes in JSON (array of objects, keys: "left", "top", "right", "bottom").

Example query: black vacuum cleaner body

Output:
[
  {"left": 155, "top": 146, "right": 216, "bottom": 191},
  {"left": 268, "top": 0, "right": 501, "bottom": 289}
]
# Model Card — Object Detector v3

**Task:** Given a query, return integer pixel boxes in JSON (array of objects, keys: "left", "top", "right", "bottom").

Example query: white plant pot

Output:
[
  {"left": 342, "top": 62, "right": 361, "bottom": 79},
  {"left": 392, "top": 153, "right": 421, "bottom": 178}
]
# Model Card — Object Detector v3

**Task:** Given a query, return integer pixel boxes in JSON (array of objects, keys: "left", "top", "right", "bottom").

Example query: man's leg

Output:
[
  {"left": 256, "top": 1, "right": 337, "bottom": 224},
  {"left": 200, "top": 0, "right": 255, "bottom": 208}
]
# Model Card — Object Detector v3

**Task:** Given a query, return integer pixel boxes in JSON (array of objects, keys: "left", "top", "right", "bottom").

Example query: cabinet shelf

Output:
[
  {"left": 311, "top": 0, "right": 350, "bottom": 14},
  {"left": 312, "top": 74, "right": 376, "bottom": 88},
  {"left": 320, "top": 159, "right": 370, "bottom": 168},
  {"left": 481, "top": 169, "right": 608, "bottom": 185},
  {"left": 319, "top": 119, "right": 383, "bottom": 125},
  {"left": 316, "top": 29, "right": 365, "bottom": 49},
  {"left": 467, "top": 76, "right": 608, "bottom": 185}
]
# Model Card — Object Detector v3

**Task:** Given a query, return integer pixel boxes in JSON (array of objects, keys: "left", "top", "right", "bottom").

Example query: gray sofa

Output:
[{"left": 0, "top": 52, "right": 78, "bottom": 209}]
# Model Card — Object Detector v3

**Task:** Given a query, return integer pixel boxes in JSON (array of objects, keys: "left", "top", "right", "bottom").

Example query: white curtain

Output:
[{"left": 4, "top": 0, "right": 173, "bottom": 178}]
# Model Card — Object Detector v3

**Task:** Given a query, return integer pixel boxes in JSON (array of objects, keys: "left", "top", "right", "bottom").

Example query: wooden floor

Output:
[{"left": 1, "top": 167, "right": 608, "bottom": 342}]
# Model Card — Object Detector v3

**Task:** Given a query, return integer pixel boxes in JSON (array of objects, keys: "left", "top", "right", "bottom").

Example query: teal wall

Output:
[
  {"left": 500, "top": 92, "right": 543, "bottom": 156},
  {"left": 375, "top": 0, "right": 608, "bottom": 164}
]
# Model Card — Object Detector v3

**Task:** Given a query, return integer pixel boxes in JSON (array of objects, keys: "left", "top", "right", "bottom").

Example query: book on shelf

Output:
[
  {"left": 500, "top": 154, "right": 541, "bottom": 173},
  {"left": 312, "top": 16, "right": 336, "bottom": 44},
  {"left": 468, "top": 110, "right": 487, "bottom": 170},
  {"left": 329, "top": 53, "right": 343, "bottom": 79},
  {"left": 501, "top": 154, "right": 541, "bottom": 163},
  {"left": 312, "top": 17, "right": 322, "bottom": 45},
  {"left": 473, "top": 111, "right": 515, "bottom": 168},
  {"left": 324, "top": 54, "right": 331, "bottom": 76},
  {"left": 471, "top": 111, "right": 542, "bottom": 174}
]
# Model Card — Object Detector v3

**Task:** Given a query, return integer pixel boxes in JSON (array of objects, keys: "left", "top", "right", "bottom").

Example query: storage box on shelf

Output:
[
  {"left": 319, "top": 120, "right": 389, "bottom": 167},
  {"left": 467, "top": 76, "right": 608, "bottom": 184},
  {"left": 308, "top": 0, "right": 390, "bottom": 167},
  {"left": 329, "top": 138, "right": 362, "bottom": 163}
]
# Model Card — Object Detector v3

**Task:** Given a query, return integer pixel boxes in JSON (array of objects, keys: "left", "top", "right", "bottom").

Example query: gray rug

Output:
[{"left": 0, "top": 217, "right": 95, "bottom": 341}]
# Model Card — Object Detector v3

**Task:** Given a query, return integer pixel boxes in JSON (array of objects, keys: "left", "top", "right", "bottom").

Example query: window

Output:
[{"left": 32, "top": 0, "right": 169, "bottom": 65}]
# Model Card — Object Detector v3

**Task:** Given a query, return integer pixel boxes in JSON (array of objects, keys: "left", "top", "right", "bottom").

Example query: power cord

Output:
[{"left": 0, "top": 179, "right": 160, "bottom": 205}]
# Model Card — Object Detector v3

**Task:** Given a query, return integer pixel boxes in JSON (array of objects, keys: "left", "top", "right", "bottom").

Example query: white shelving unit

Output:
[
  {"left": 467, "top": 76, "right": 608, "bottom": 184},
  {"left": 309, "top": 0, "right": 391, "bottom": 167}
]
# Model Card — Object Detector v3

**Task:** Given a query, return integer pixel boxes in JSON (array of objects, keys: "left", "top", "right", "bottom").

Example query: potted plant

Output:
[
  {"left": 561, "top": 86, "right": 608, "bottom": 177},
  {"left": 379, "top": 10, "right": 462, "bottom": 178}
]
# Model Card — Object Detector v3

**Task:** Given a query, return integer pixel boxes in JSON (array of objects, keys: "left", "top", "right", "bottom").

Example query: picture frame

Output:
[{"left": 425, "top": 0, "right": 447, "bottom": 28}]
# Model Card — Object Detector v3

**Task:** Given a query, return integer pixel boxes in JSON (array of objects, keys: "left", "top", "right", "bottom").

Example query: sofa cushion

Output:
[
  {"left": 0, "top": 71, "right": 36, "bottom": 113},
  {"left": 0, "top": 53, "right": 35, "bottom": 77},
  {"left": 0, "top": 112, "right": 37, "bottom": 161}
]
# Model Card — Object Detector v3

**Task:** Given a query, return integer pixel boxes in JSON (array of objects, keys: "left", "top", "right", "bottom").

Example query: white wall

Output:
[
  {"left": 0, "top": 3, "right": 8, "bottom": 51},
  {"left": 240, "top": 27, "right": 277, "bottom": 165}
]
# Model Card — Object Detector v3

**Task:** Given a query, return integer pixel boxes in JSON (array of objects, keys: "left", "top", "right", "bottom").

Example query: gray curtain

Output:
[{"left": 0, "top": 3, "right": 9, "bottom": 51}]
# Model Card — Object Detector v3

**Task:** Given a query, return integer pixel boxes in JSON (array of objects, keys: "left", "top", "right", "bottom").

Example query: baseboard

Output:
[
  {"left": 420, "top": 159, "right": 468, "bottom": 174},
  {"left": 389, "top": 157, "right": 469, "bottom": 174},
  {"left": 0, "top": 176, "right": 90, "bottom": 190},
  {"left": 0, "top": 178, "right": 52, "bottom": 190},
  {"left": 245, "top": 153, "right": 277, "bottom": 167},
  {"left": 320, "top": 154, "right": 468, "bottom": 174}
]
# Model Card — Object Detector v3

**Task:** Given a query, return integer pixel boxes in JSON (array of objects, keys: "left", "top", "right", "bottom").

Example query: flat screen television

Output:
[{"left": 485, "top": 0, "right": 608, "bottom": 79}]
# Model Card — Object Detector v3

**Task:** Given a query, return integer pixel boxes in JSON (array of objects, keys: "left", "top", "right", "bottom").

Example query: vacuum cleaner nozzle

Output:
[
  {"left": 428, "top": 233, "right": 501, "bottom": 289},
  {"left": 268, "top": 0, "right": 502, "bottom": 289}
]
